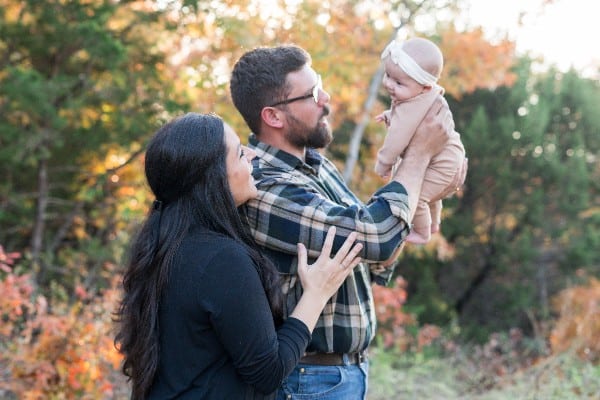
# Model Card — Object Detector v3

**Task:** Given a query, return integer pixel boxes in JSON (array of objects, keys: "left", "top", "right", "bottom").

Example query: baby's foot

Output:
[{"left": 406, "top": 231, "right": 429, "bottom": 244}]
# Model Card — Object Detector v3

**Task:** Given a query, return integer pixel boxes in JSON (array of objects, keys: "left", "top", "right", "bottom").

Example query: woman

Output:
[{"left": 114, "top": 113, "right": 363, "bottom": 399}]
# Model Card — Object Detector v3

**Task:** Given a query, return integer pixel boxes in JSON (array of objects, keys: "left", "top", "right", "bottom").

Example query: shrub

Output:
[
  {"left": 0, "top": 245, "right": 124, "bottom": 399},
  {"left": 373, "top": 276, "right": 442, "bottom": 353},
  {"left": 550, "top": 276, "right": 600, "bottom": 363}
]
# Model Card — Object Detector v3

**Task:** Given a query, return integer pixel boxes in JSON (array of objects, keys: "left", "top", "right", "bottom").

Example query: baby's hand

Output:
[{"left": 375, "top": 111, "right": 391, "bottom": 127}]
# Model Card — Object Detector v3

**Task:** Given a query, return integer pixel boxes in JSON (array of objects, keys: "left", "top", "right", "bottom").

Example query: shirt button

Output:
[
  {"left": 287, "top": 395, "right": 292, "bottom": 399},
  {"left": 299, "top": 368, "right": 305, "bottom": 373}
]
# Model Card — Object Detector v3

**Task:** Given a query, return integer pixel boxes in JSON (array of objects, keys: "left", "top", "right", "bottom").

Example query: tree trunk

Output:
[
  {"left": 342, "top": 64, "right": 385, "bottom": 183},
  {"left": 341, "top": 24, "right": 407, "bottom": 184},
  {"left": 32, "top": 156, "right": 48, "bottom": 277}
]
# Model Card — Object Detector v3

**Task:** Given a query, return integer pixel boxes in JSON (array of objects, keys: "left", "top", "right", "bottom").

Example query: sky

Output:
[{"left": 460, "top": 0, "right": 600, "bottom": 77}]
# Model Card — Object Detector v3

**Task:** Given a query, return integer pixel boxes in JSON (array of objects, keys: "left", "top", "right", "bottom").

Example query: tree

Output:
[
  {"left": 398, "top": 59, "right": 600, "bottom": 340},
  {"left": 0, "top": 0, "right": 185, "bottom": 290}
]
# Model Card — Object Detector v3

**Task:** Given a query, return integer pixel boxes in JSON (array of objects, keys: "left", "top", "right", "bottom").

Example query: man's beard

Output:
[{"left": 284, "top": 106, "right": 332, "bottom": 149}]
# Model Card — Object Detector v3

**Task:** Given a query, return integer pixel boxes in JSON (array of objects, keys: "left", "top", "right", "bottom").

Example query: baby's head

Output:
[
  {"left": 381, "top": 37, "right": 443, "bottom": 102},
  {"left": 401, "top": 38, "right": 443, "bottom": 79}
]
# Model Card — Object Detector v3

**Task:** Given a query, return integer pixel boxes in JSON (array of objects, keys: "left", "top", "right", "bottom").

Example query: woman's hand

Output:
[
  {"left": 290, "top": 226, "right": 363, "bottom": 332},
  {"left": 296, "top": 226, "right": 363, "bottom": 305}
]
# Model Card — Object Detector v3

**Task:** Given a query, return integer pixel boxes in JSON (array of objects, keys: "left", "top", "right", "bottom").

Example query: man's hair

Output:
[{"left": 230, "top": 45, "right": 311, "bottom": 134}]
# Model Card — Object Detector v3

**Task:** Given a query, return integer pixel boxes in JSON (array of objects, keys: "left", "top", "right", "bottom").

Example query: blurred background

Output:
[{"left": 1, "top": 0, "right": 598, "bottom": 398}]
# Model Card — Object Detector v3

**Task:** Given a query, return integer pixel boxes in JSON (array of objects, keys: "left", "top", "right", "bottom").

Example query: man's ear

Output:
[{"left": 261, "top": 107, "right": 285, "bottom": 128}]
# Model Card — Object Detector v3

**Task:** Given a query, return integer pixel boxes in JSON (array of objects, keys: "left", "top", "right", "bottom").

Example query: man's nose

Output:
[{"left": 317, "top": 88, "right": 331, "bottom": 106}]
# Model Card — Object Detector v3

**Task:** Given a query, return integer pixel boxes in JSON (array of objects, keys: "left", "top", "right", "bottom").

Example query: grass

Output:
[{"left": 367, "top": 346, "right": 600, "bottom": 400}]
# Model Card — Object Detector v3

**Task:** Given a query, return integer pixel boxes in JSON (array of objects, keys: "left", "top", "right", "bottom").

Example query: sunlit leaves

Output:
[
  {"left": 440, "top": 26, "right": 517, "bottom": 98},
  {"left": 0, "top": 258, "right": 125, "bottom": 398}
]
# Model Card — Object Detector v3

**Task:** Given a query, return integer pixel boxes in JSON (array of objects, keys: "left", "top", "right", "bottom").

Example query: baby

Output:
[{"left": 375, "top": 37, "right": 467, "bottom": 244}]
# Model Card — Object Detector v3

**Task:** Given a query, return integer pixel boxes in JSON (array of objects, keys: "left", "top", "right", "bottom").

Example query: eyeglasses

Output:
[{"left": 269, "top": 75, "right": 322, "bottom": 107}]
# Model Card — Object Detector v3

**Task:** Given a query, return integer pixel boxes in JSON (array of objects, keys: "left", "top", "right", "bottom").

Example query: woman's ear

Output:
[{"left": 261, "top": 107, "right": 284, "bottom": 128}]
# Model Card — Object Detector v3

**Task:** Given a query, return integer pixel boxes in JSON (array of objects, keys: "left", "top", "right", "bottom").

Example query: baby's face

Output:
[{"left": 381, "top": 56, "right": 425, "bottom": 102}]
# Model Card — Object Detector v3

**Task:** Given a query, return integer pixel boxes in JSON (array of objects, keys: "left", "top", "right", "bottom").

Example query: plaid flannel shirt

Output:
[{"left": 245, "top": 134, "right": 411, "bottom": 354}]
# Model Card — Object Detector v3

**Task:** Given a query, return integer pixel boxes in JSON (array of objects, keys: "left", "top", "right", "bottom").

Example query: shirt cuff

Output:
[{"left": 373, "top": 181, "right": 411, "bottom": 222}]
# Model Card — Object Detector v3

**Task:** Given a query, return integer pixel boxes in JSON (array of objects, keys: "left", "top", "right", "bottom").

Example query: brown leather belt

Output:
[{"left": 299, "top": 351, "right": 367, "bottom": 366}]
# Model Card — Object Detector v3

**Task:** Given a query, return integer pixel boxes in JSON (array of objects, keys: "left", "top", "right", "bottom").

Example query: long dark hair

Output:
[{"left": 114, "top": 113, "right": 283, "bottom": 399}]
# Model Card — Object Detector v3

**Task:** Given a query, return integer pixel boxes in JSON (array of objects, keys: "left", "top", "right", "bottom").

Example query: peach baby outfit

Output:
[{"left": 375, "top": 45, "right": 467, "bottom": 244}]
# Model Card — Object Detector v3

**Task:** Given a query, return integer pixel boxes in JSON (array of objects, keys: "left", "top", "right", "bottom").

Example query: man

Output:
[{"left": 230, "top": 45, "right": 458, "bottom": 400}]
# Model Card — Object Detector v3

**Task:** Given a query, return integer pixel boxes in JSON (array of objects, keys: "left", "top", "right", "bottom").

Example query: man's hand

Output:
[
  {"left": 403, "top": 95, "right": 454, "bottom": 162},
  {"left": 392, "top": 95, "right": 456, "bottom": 220}
]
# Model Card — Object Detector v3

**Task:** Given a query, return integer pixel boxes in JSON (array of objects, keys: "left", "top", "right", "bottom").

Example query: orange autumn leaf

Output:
[{"left": 440, "top": 26, "right": 517, "bottom": 99}]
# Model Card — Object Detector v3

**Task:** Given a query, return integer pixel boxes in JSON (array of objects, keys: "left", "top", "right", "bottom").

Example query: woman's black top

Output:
[{"left": 148, "top": 227, "right": 310, "bottom": 399}]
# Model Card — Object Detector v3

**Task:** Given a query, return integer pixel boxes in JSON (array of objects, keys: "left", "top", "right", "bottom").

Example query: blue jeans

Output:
[{"left": 276, "top": 360, "right": 368, "bottom": 400}]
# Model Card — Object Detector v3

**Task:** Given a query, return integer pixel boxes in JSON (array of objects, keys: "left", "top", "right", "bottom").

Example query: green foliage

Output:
[
  {"left": 563, "top": 213, "right": 600, "bottom": 274},
  {"left": 368, "top": 348, "right": 460, "bottom": 399},
  {"left": 0, "top": 0, "right": 598, "bottom": 388},
  {"left": 0, "top": 0, "right": 185, "bottom": 293},
  {"left": 391, "top": 58, "right": 600, "bottom": 341}
]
